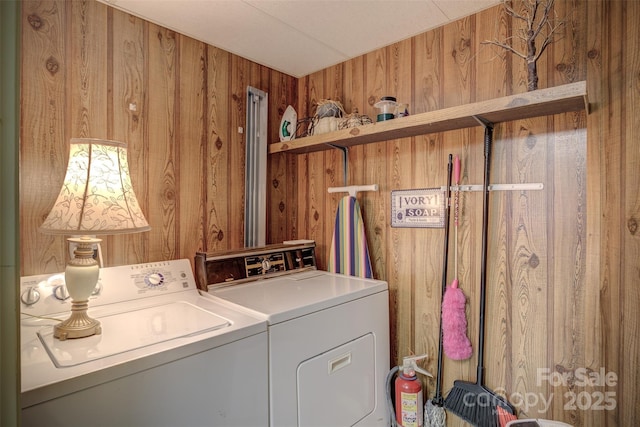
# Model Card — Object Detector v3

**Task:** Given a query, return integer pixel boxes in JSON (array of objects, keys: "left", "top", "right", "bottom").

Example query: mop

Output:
[
  {"left": 443, "top": 124, "right": 515, "bottom": 426},
  {"left": 442, "top": 155, "right": 473, "bottom": 361},
  {"left": 424, "top": 155, "right": 452, "bottom": 427}
]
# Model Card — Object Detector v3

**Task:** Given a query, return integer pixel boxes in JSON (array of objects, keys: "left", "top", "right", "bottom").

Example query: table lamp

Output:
[{"left": 40, "top": 138, "right": 150, "bottom": 340}]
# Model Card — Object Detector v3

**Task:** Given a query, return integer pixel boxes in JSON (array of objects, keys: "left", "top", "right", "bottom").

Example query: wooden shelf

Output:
[{"left": 269, "top": 80, "right": 588, "bottom": 154}]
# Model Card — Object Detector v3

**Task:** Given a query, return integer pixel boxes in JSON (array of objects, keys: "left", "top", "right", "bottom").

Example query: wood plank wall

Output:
[
  {"left": 291, "top": 1, "right": 638, "bottom": 426},
  {"left": 20, "top": 0, "right": 297, "bottom": 274},
  {"left": 18, "top": 0, "right": 638, "bottom": 426}
]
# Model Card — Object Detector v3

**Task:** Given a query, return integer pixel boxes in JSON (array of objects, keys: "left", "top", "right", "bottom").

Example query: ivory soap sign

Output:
[{"left": 391, "top": 188, "right": 445, "bottom": 228}]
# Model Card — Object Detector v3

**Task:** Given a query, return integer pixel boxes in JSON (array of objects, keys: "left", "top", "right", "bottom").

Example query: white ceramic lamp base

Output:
[{"left": 54, "top": 237, "right": 102, "bottom": 341}]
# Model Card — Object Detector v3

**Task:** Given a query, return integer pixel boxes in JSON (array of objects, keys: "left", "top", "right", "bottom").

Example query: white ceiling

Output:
[{"left": 98, "top": 0, "right": 501, "bottom": 78}]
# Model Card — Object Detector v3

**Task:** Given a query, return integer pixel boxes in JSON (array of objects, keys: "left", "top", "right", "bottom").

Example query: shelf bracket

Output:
[
  {"left": 326, "top": 143, "right": 349, "bottom": 186},
  {"left": 472, "top": 115, "right": 493, "bottom": 129}
]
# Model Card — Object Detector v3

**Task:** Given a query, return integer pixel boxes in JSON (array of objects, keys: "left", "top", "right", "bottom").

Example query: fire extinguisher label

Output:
[{"left": 400, "top": 391, "right": 423, "bottom": 427}]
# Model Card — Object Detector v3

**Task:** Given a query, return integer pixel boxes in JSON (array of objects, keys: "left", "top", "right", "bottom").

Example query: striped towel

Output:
[{"left": 328, "top": 196, "right": 373, "bottom": 278}]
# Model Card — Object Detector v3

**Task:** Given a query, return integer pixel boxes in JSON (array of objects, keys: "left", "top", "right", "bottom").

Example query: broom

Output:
[
  {"left": 443, "top": 123, "right": 515, "bottom": 426},
  {"left": 424, "top": 154, "right": 453, "bottom": 427},
  {"left": 442, "top": 154, "right": 473, "bottom": 361}
]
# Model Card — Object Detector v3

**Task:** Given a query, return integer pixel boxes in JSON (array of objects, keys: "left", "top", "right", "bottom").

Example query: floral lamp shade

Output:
[{"left": 40, "top": 138, "right": 150, "bottom": 235}]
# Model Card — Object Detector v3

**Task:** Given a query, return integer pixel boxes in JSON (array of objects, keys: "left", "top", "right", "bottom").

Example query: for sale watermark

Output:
[
  {"left": 469, "top": 367, "right": 620, "bottom": 414},
  {"left": 537, "top": 367, "right": 617, "bottom": 388},
  {"left": 536, "top": 367, "right": 618, "bottom": 411}
]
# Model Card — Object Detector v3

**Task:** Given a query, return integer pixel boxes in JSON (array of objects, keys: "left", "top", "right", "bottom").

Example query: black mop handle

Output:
[
  {"left": 434, "top": 154, "right": 453, "bottom": 404},
  {"left": 477, "top": 124, "right": 493, "bottom": 386}
]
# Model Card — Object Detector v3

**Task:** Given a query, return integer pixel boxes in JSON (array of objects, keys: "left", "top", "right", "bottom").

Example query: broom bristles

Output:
[{"left": 444, "top": 380, "right": 514, "bottom": 427}]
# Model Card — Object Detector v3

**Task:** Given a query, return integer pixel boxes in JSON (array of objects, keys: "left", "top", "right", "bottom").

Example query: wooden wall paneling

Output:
[
  {"left": 285, "top": 150, "right": 299, "bottom": 242},
  {"left": 146, "top": 24, "right": 178, "bottom": 262},
  {"left": 412, "top": 28, "right": 447, "bottom": 396},
  {"left": 475, "top": 5, "right": 511, "bottom": 101},
  {"left": 339, "top": 57, "right": 373, "bottom": 292},
  {"left": 250, "top": 61, "right": 270, "bottom": 94},
  {"left": 412, "top": 30, "right": 442, "bottom": 116},
  {"left": 342, "top": 57, "right": 366, "bottom": 202},
  {"left": 547, "top": 2, "right": 591, "bottom": 423},
  {"left": 271, "top": 70, "right": 300, "bottom": 244},
  {"left": 341, "top": 57, "right": 368, "bottom": 277},
  {"left": 509, "top": 119, "right": 552, "bottom": 418},
  {"left": 68, "top": 0, "right": 108, "bottom": 139},
  {"left": 479, "top": 1, "right": 545, "bottom": 413},
  {"left": 305, "top": 146, "right": 325, "bottom": 267},
  {"left": 282, "top": 150, "right": 306, "bottom": 244},
  {"left": 541, "top": 1, "right": 583, "bottom": 422},
  {"left": 440, "top": 15, "right": 479, "bottom": 420},
  {"left": 595, "top": 1, "right": 624, "bottom": 426},
  {"left": 177, "top": 35, "right": 206, "bottom": 263},
  {"left": 363, "top": 49, "right": 391, "bottom": 354},
  {"left": 622, "top": 1, "right": 640, "bottom": 424},
  {"left": 109, "top": 9, "right": 149, "bottom": 266},
  {"left": 283, "top": 74, "right": 299, "bottom": 243},
  {"left": 205, "top": 47, "right": 231, "bottom": 253},
  {"left": 550, "top": 0, "right": 584, "bottom": 88},
  {"left": 363, "top": 49, "right": 389, "bottom": 283},
  {"left": 295, "top": 76, "right": 310, "bottom": 244},
  {"left": 323, "top": 65, "right": 343, "bottom": 267},
  {"left": 485, "top": 2, "right": 547, "bottom": 418},
  {"left": 228, "top": 55, "right": 251, "bottom": 249},
  {"left": 267, "top": 150, "right": 288, "bottom": 245},
  {"left": 386, "top": 40, "right": 416, "bottom": 363},
  {"left": 266, "top": 71, "right": 295, "bottom": 245},
  {"left": 20, "top": 0, "right": 68, "bottom": 275},
  {"left": 295, "top": 149, "right": 310, "bottom": 243},
  {"left": 583, "top": 1, "right": 605, "bottom": 421},
  {"left": 549, "top": 120, "right": 589, "bottom": 424},
  {"left": 304, "top": 71, "right": 327, "bottom": 267},
  {"left": 442, "top": 15, "right": 474, "bottom": 108}
]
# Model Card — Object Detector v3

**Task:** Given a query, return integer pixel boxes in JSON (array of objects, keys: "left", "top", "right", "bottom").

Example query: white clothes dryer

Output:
[
  {"left": 20, "top": 259, "right": 268, "bottom": 427},
  {"left": 195, "top": 243, "right": 390, "bottom": 427}
]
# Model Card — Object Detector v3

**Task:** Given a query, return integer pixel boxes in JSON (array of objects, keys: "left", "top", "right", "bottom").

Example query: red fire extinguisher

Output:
[{"left": 395, "top": 354, "right": 432, "bottom": 427}]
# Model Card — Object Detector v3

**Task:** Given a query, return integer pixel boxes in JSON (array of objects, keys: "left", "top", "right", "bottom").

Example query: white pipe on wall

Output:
[{"left": 245, "top": 86, "right": 268, "bottom": 247}]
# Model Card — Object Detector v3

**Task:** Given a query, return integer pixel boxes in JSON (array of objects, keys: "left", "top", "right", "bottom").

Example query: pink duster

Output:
[
  {"left": 442, "top": 155, "right": 472, "bottom": 361},
  {"left": 442, "top": 278, "right": 472, "bottom": 360}
]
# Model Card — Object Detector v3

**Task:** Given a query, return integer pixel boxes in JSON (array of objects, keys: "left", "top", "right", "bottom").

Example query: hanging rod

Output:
[
  {"left": 440, "top": 183, "right": 544, "bottom": 192},
  {"left": 328, "top": 184, "right": 379, "bottom": 198}
]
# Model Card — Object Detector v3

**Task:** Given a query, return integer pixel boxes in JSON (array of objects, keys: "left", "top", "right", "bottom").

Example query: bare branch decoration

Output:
[{"left": 482, "top": 0, "right": 566, "bottom": 91}]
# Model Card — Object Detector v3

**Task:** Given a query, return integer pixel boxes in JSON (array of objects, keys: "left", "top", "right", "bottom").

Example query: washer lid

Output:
[
  {"left": 211, "top": 271, "right": 388, "bottom": 324},
  {"left": 38, "top": 301, "right": 230, "bottom": 367}
]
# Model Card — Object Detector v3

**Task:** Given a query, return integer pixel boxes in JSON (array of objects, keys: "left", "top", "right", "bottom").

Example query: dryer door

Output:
[{"left": 297, "top": 333, "right": 376, "bottom": 426}]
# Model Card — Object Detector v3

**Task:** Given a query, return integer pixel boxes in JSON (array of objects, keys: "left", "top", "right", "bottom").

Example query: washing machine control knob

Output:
[
  {"left": 145, "top": 272, "right": 165, "bottom": 287},
  {"left": 21, "top": 287, "right": 41, "bottom": 306},
  {"left": 53, "top": 285, "right": 70, "bottom": 301}
]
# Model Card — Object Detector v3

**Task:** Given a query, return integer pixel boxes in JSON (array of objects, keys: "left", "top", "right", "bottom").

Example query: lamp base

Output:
[
  {"left": 53, "top": 299, "right": 102, "bottom": 340},
  {"left": 54, "top": 236, "right": 102, "bottom": 340}
]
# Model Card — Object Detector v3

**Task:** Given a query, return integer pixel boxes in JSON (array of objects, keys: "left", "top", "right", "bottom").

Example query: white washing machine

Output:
[
  {"left": 195, "top": 243, "right": 390, "bottom": 427},
  {"left": 20, "top": 259, "right": 268, "bottom": 427}
]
